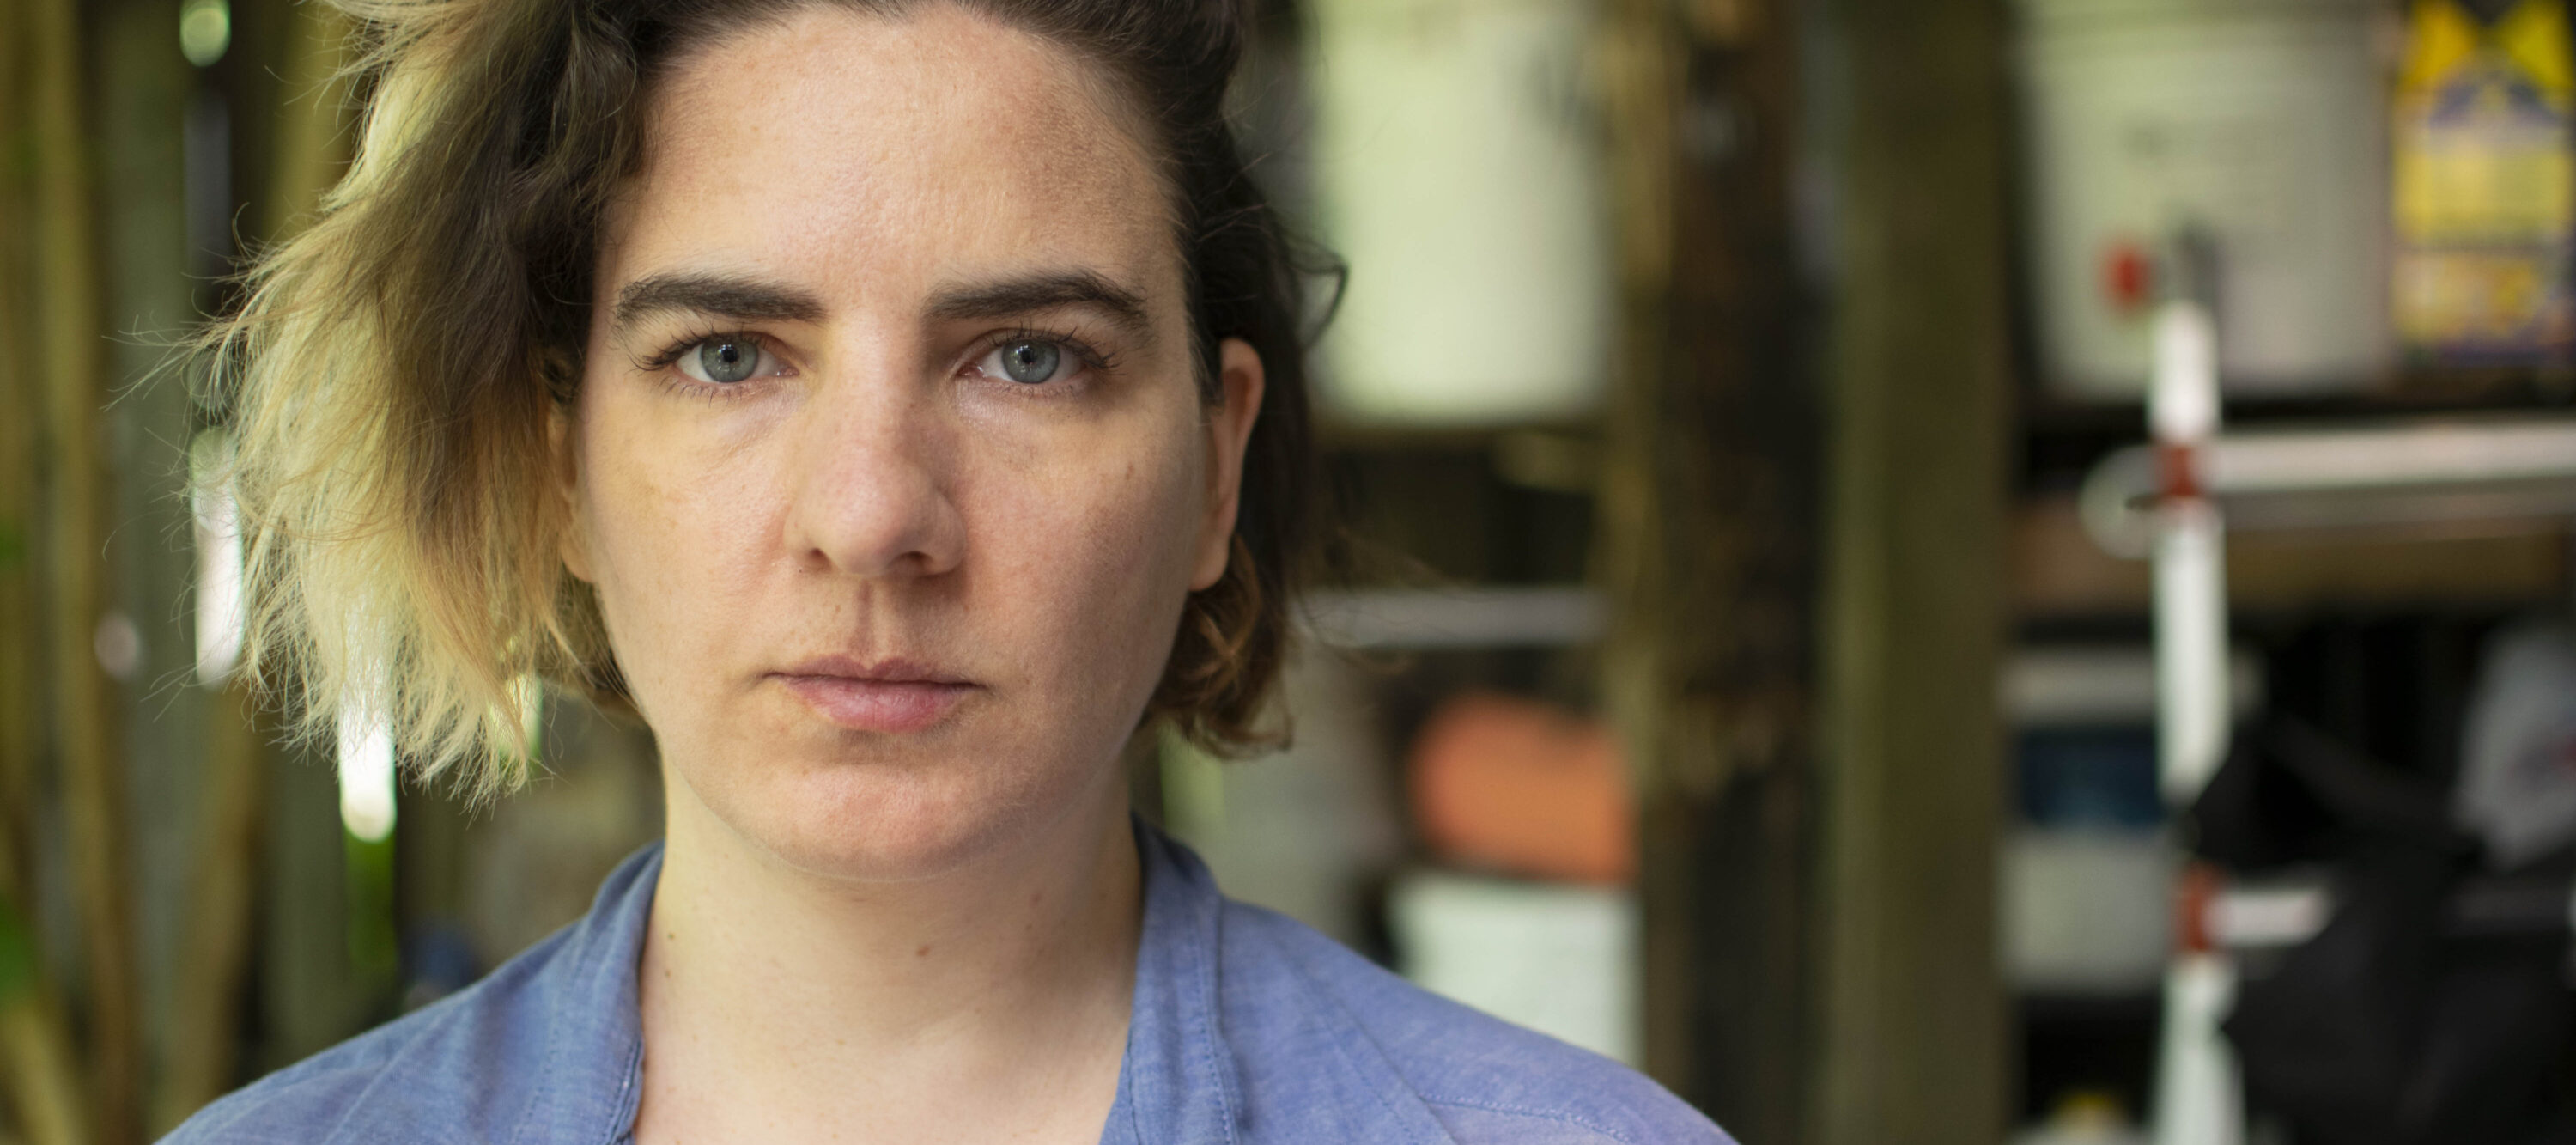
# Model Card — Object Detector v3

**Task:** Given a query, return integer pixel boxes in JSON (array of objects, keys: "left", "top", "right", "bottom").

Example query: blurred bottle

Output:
[
  {"left": 2015, "top": 0, "right": 2395, "bottom": 399},
  {"left": 1393, "top": 692, "right": 1640, "bottom": 1063},
  {"left": 2454, "top": 618, "right": 2576, "bottom": 868},
  {"left": 1407, "top": 691, "right": 1631, "bottom": 885},
  {"left": 1309, "top": 0, "right": 1613, "bottom": 426},
  {"left": 2004, "top": 728, "right": 2173, "bottom": 993},
  {"left": 2391, "top": 0, "right": 2576, "bottom": 367}
]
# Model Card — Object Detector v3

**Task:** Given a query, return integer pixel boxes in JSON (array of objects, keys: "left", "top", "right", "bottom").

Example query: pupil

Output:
[
  {"left": 1002, "top": 340, "right": 1059, "bottom": 384},
  {"left": 699, "top": 340, "right": 754, "bottom": 384}
]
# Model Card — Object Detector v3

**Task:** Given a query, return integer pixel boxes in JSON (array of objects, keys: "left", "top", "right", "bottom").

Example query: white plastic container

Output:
[
  {"left": 1389, "top": 869, "right": 1639, "bottom": 1064},
  {"left": 2016, "top": 0, "right": 2397, "bottom": 399},
  {"left": 2002, "top": 828, "right": 2174, "bottom": 992},
  {"left": 1309, "top": 0, "right": 1613, "bottom": 426}
]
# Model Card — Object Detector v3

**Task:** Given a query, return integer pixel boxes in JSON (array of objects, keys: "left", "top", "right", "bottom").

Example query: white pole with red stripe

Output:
[{"left": 2147, "top": 232, "right": 2242, "bottom": 1145}]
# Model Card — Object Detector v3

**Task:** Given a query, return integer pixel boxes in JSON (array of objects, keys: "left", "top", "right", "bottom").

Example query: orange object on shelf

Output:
[{"left": 1407, "top": 692, "right": 1635, "bottom": 885}]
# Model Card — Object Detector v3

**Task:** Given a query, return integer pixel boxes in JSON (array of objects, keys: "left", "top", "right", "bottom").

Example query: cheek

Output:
[
  {"left": 971, "top": 416, "right": 1206, "bottom": 689},
  {"left": 572, "top": 387, "right": 784, "bottom": 703}
]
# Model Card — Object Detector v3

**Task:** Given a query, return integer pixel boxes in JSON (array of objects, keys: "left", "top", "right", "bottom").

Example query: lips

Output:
[{"left": 773, "top": 656, "right": 978, "bottom": 734}]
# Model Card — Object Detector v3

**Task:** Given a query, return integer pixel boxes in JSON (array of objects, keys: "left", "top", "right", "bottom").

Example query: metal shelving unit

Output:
[{"left": 2075, "top": 243, "right": 2576, "bottom": 1145}]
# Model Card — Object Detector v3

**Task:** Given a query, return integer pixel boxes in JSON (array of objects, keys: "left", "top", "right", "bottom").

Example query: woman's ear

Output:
[
  {"left": 549, "top": 405, "right": 597, "bottom": 584},
  {"left": 1190, "top": 338, "right": 1266, "bottom": 591}
]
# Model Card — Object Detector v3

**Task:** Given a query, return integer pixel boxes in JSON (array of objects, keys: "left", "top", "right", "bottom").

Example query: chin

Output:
[{"left": 720, "top": 742, "right": 1100, "bottom": 884}]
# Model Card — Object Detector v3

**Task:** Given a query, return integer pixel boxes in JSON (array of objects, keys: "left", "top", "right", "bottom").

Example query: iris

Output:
[
  {"left": 999, "top": 339, "right": 1060, "bottom": 384},
  {"left": 697, "top": 339, "right": 757, "bottom": 384}
]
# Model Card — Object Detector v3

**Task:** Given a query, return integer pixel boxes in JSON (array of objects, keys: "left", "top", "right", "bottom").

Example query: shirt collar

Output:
[
  {"left": 513, "top": 844, "right": 654, "bottom": 1143},
  {"left": 1108, "top": 823, "right": 1455, "bottom": 1145},
  {"left": 525, "top": 819, "right": 1255, "bottom": 1143},
  {"left": 1099, "top": 821, "right": 1248, "bottom": 1144}
]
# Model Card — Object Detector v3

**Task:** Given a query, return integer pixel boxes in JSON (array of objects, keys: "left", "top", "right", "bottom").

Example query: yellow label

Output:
[
  {"left": 2394, "top": 122, "right": 2576, "bottom": 239},
  {"left": 2394, "top": 0, "right": 2576, "bottom": 356},
  {"left": 2397, "top": 252, "right": 2563, "bottom": 341}
]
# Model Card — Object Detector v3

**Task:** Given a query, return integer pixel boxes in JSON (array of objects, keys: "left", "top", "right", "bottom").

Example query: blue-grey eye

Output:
[
  {"left": 998, "top": 339, "right": 1061, "bottom": 385},
  {"left": 690, "top": 338, "right": 759, "bottom": 384}
]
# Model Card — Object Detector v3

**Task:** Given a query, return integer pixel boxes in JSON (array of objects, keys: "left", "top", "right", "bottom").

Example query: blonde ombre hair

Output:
[{"left": 204, "top": 0, "right": 1321, "bottom": 798}]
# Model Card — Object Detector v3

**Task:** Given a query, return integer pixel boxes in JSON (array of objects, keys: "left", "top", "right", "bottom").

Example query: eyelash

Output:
[
  {"left": 635, "top": 326, "right": 1119, "bottom": 400},
  {"left": 635, "top": 326, "right": 775, "bottom": 402}
]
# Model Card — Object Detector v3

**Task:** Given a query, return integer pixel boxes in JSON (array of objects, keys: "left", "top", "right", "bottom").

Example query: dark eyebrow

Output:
[
  {"left": 924, "top": 270, "right": 1153, "bottom": 342},
  {"left": 611, "top": 272, "right": 826, "bottom": 334}
]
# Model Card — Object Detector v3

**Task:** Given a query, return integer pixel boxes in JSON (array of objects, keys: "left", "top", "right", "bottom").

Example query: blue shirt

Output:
[{"left": 166, "top": 824, "right": 1730, "bottom": 1143}]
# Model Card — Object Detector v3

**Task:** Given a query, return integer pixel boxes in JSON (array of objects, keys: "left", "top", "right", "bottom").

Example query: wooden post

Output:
[
  {"left": 1811, "top": 0, "right": 2014, "bottom": 1142},
  {"left": 78, "top": 0, "right": 225, "bottom": 1130},
  {"left": 0, "top": 0, "right": 42, "bottom": 896},
  {"left": 1596, "top": 0, "right": 1821, "bottom": 1141},
  {"left": 155, "top": 686, "right": 264, "bottom": 1131},
  {"left": 264, "top": 0, "right": 354, "bottom": 239},
  {"left": 250, "top": 0, "right": 376, "bottom": 1070},
  {"left": 0, "top": 6, "right": 93, "bottom": 1143},
  {"left": 27, "top": 0, "right": 139, "bottom": 1137},
  {"left": 152, "top": 0, "right": 370, "bottom": 1099},
  {"left": 0, "top": 996, "right": 88, "bottom": 1145}
]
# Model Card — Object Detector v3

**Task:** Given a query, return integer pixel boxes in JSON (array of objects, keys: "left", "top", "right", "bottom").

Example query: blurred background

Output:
[{"left": 8, "top": 0, "right": 2576, "bottom": 1142}]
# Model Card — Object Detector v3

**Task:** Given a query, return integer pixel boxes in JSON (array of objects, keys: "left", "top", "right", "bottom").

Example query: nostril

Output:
[{"left": 785, "top": 467, "right": 966, "bottom": 580}]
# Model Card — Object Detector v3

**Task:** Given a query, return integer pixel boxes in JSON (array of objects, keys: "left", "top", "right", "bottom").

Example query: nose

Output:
[{"left": 781, "top": 363, "right": 966, "bottom": 581}]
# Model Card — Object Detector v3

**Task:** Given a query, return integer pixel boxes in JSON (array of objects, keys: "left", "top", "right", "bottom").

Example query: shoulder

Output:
[
  {"left": 160, "top": 844, "right": 660, "bottom": 1144},
  {"left": 1216, "top": 899, "right": 1733, "bottom": 1145},
  {"left": 159, "top": 926, "right": 578, "bottom": 1143},
  {"left": 157, "top": 1015, "right": 414, "bottom": 1142}
]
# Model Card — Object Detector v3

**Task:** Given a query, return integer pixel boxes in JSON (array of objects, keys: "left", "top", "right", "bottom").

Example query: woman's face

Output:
[{"left": 563, "top": 3, "right": 1262, "bottom": 881}]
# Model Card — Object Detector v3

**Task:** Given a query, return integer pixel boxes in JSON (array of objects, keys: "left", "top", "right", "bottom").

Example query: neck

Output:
[{"left": 635, "top": 767, "right": 1142, "bottom": 1142}]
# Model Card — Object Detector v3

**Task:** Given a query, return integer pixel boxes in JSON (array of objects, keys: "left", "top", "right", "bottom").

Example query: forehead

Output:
[{"left": 609, "top": 3, "right": 1176, "bottom": 305}]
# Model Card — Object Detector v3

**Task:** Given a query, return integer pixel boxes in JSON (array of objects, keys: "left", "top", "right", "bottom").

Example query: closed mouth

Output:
[{"left": 772, "top": 656, "right": 979, "bottom": 734}]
